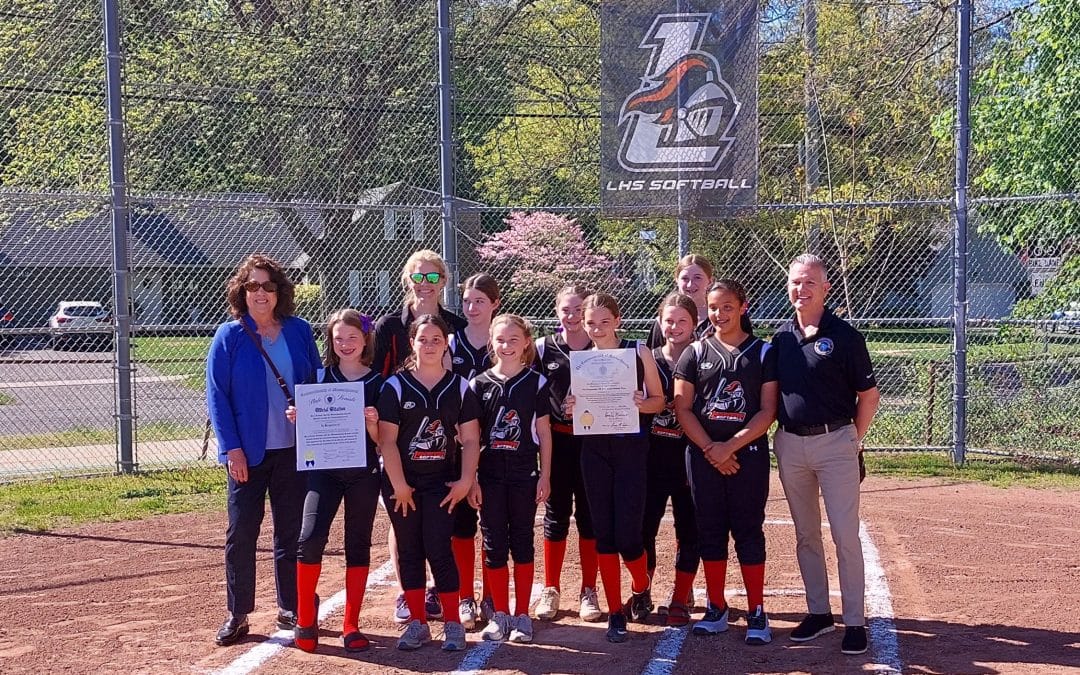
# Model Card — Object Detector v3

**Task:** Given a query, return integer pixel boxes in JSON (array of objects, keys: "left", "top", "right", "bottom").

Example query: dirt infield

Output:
[{"left": 1, "top": 475, "right": 1077, "bottom": 674}]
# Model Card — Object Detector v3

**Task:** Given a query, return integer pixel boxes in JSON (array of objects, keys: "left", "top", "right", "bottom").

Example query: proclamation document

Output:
[
  {"left": 294, "top": 382, "right": 367, "bottom": 470},
  {"left": 569, "top": 348, "right": 639, "bottom": 435}
]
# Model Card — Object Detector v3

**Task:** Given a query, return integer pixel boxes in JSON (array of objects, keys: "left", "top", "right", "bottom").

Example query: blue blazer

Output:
[{"left": 206, "top": 314, "right": 321, "bottom": 467}]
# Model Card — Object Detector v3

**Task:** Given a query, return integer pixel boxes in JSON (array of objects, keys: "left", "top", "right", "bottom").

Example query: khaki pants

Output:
[{"left": 774, "top": 426, "right": 864, "bottom": 626}]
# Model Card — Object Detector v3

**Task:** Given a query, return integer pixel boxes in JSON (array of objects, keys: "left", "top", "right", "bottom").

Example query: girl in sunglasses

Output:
[{"left": 372, "top": 249, "right": 468, "bottom": 624}]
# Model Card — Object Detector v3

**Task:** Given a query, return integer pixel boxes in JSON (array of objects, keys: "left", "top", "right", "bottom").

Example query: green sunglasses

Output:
[{"left": 409, "top": 272, "right": 443, "bottom": 284}]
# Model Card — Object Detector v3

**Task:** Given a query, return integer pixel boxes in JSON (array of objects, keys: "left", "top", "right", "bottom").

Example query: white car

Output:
[{"left": 48, "top": 301, "right": 112, "bottom": 350}]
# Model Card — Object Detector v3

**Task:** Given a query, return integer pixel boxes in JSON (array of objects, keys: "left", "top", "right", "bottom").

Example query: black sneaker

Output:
[
  {"left": 627, "top": 584, "right": 653, "bottom": 623},
  {"left": 606, "top": 611, "right": 629, "bottom": 643},
  {"left": 425, "top": 586, "right": 444, "bottom": 620},
  {"left": 789, "top": 613, "right": 835, "bottom": 642},
  {"left": 841, "top": 625, "right": 868, "bottom": 654}
]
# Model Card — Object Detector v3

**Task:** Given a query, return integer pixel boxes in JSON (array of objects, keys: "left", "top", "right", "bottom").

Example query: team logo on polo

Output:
[
  {"left": 814, "top": 338, "right": 834, "bottom": 356},
  {"left": 452, "top": 356, "right": 465, "bottom": 365},
  {"left": 546, "top": 362, "right": 560, "bottom": 371},
  {"left": 705, "top": 378, "right": 746, "bottom": 422},
  {"left": 617, "top": 13, "right": 741, "bottom": 172},
  {"left": 489, "top": 407, "right": 522, "bottom": 451},
  {"left": 408, "top": 416, "right": 447, "bottom": 461}
]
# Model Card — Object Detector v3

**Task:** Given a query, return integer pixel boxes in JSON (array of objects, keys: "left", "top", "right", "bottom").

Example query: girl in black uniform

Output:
[
  {"left": 645, "top": 254, "right": 715, "bottom": 348},
  {"left": 533, "top": 285, "right": 601, "bottom": 623},
  {"left": 447, "top": 273, "right": 500, "bottom": 629},
  {"left": 673, "top": 279, "right": 778, "bottom": 645},
  {"left": 569, "top": 292, "right": 664, "bottom": 644},
  {"left": 377, "top": 314, "right": 482, "bottom": 652},
  {"left": 289, "top": 309, "right": 383, "bottom": 653},
  {"left": 642, "top": 293, "right": 701, "bottom": 628},
  {"left": 469, "top": 314, "right": 552, "bottom": 644}
]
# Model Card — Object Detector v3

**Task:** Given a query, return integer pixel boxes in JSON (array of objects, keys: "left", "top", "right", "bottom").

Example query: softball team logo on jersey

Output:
[
  {"left": 704, "top": 377, "right": 747, "bottom": 421},
  {"left": 407, "top": 416, "right": 448, "bottom": 461},
  {"left": 650, "top": 402, "right": 682, "bottom": 438},
  {"left": 814, "top": 337, "right": 834, "bottom": 356},
  {"left": 489, "top": 406, "right": 523, "bottom": 451}
]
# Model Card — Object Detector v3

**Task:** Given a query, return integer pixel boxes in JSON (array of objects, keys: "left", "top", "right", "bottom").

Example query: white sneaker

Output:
[
  {"left": 579, "top": 587, "right": 603, "bottom": 622},
  {"left": 481, "top": 611, "right": 512, "bottom": 641},
  {"left": 397, "top": 619, "right": 431, "bottom": 650},
  {"left": 535, "top": 586, "right": 560, "bottom": 620},
  {"left": 460, "top": 597, "right": 479, "bottom": 631},
  {"left": 509, "top": 613, "right": 534, "bottom": 643}
]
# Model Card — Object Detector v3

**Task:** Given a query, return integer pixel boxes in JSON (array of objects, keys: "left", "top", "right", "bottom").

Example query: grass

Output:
[
  {"left": 0, "top": 468, "right": 227, "bottom": 535},
  {"left": 863, "top": 452, "right": 1080, "bottom": 489},
  {"left": 133, "top": 336, "right": 210, "bottom": 392},
  {"left": 0, "top": 392, "right": 14, "bottom": 406},
  {"left": 0, "top": 421, "right": 205, "bottom": 451}
]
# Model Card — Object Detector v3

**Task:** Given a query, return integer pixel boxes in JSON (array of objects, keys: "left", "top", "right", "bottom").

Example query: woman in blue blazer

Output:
[{"left": 207, "top": 253, "right": 321, "bottom": 646}]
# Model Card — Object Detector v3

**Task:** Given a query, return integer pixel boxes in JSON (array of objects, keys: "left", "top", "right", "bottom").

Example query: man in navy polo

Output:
[{"left": 772, "top": 254, "right": 880, "bottom": 656}]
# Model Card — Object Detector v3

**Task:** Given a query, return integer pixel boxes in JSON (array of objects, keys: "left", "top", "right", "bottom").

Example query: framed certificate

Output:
[
  {"left": 294, "top": 382, "right": 367, "bottom": 470},
  {"left": 569, "top": 348, "right": 639, "bottom": 435}
]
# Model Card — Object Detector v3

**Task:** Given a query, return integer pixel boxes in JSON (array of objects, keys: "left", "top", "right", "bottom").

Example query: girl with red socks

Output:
[
  {"left": 673, "top": 279, "right": 778, "bottom": 645},
  {"left": 289, "top": 309, "right": 383, "bottom": 653}
]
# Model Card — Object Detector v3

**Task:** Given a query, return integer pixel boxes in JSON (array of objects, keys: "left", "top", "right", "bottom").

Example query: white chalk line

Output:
[
  {"left": 860, "top": 521, "right": 903, "bottom": 674},
  {"left": 215, "top": 557, "right": 396, "bottom": 675},
  {"left": 450, "top": 582, "right": 542, "bottom": 675}
]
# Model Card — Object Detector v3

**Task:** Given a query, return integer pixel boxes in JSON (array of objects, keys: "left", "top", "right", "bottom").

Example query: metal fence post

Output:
[
  {"left": 103, "top": 0, "right": 135, "bottom": 473},
  {"left": 952, "top": 0, "right": 972, "bottom": 466},
  {"left": 677, "top": 218, "right": 689, "bottom": 257},
  {"left": 436, "top": 0, "right": 459, "bottom": 313}
]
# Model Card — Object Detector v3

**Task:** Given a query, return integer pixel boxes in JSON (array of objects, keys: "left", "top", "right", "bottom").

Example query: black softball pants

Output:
[
  {"left": 580, "top": 434, "right": 648, "bottom": 559},
  {"left": 297, "top": 466, "right": 381, "bottom": 566},
  {"left": 480, "top": 474, "right": 539, "bottom": 568},
  {"left": 225, "top": 446, "right": 304, "bottom": 615},
  {"left": 543, "top": 429, "right": 594, "bottom": 541},
  {"left": 382, "top": 473, "right": 458, "bottom": 593},
  {"left": 686, "top": 440, "right": 770, "bottom": 564},
  {"left": 642, "top": 441, "right": 699, "bottom": 574}
]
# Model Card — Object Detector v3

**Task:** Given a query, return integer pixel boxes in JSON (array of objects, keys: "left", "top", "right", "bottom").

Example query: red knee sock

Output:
[
  {"left": 579, "top": 537, "right": 598, "bottom": 590},
  {"left": 404, "top": 588, "right": 427, "bottom": 624},
  {"left": 452, "top": 536, "right": 475, "bottom": 600},
  {"left": 543, "top": 539, "right": 567, "bottom": 590},
  {"left": 513, "top": 562, "right": 535, "bottom": 616},
  {"left": 481, "top": 563, "right": 491, "bottom": 602},
  {"left": 624, "top": 553, "right": 650, "bottom": 594},
  {"left": 440, "top": 591, "right": 461, "bottom": 623},
  {"left": 702, "top": 560, "right": 728, "bottom": 610},
  {"left": 597, "top": 552, "right": 623, "bottom": 614},
  {"left": 295, "top": 562, "right": 321, "bottom": 652},
  {"left": 343, "top": 566, "right": 368, "bottom": 635},
  {"left": 740, "top": 563, "right": 765, "bottom": 612},
  {"left": 486, "top": 564, "right": 511, "bottom": 614},
  {"left": 672, "top": 569, "right": 696, "bottom": 607}
]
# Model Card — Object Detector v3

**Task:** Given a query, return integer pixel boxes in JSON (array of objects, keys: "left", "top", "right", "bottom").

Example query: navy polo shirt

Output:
[{"left": 772, "top": 309, "right": 876, "bottom": 428}]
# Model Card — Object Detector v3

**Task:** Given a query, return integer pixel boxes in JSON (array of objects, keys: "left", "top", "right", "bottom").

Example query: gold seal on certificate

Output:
[
  {"left": 569, "top": 348, "right": 639, "bottom": 435},
  {"left": 294, "top": 382, "right": 367, "bottom": 471}
]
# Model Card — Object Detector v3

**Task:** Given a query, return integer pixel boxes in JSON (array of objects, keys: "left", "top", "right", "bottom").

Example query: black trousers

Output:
[
  {"left": 544, "top": 430, "right": 594, "bottom": 541},
  {"left": 452, "top": 501, "right": 479, "bottom": 539},
  {"left": 225, "top": 446, "right": 305, "bottom": 614},
  {"left": 642, "top": 441, "right": 699, "bottom": 574},
  {"left": 382, "top": 473, "right": 458, "bottom": 593},
  {"left": 580, "top": 434, "right": 648, "bottom": 559},
  {"left": 479, "top": 474, "right": 539, "bottom": 568},
  {"left": 686, "top": 441, "right": 769, "bottom": 563},
  {"left": 297, "top": 466, "right": 381, "bottom": 566}
]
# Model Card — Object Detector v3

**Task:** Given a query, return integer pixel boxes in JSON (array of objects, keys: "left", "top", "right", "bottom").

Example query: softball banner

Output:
[{"left": 600, "top": 0, "right": 758, "bottom": 218}]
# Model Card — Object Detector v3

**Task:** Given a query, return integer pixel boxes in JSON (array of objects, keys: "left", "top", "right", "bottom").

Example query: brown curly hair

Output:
[{"left": 226, "top": 253, "right": 297, "bottom": 320}]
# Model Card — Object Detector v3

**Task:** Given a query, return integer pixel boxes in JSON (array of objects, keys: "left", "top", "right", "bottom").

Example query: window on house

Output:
[
  {"left": 348, "top": 270, "right": 392, "bottom": 311},
  {"left": 383, "top": 210, "right": 396, "bottom": 241},
  {"left": 411, "top": 210, "right": 425, "bottom": 241}
]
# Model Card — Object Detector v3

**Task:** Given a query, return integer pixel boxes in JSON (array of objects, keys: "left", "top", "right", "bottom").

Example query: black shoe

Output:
[
  {"left": 215, "top": 613, "right": 249, "bottom": 646},
  {"left": 627, "top": 584, "right": 653, "bottom": 623},
  {"left": 789, "top": 612, "right": 835, "bottom": 642},
  {"left": 276, "top": 609, "right": 298, "bottom": 631},
  {"left": 606, "top": 611, "right": 629, "bottom": 643},
  {"left": 425, "top": 586, "right": 444, "bottom": 620},
  {"left": 841, "top": 625, "right": 868, "bottom": 654}
]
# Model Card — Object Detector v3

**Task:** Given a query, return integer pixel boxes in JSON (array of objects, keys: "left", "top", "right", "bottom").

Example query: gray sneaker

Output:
[
  {"left": 481, "top": 611, "right": 512, "bottom": 641},
  {"left": 397, "top": 620, "right": 431, "bottom": 650},
  {"left": 442, "top": 621, "right": 467, "bottom": 651},
  {"left": 509, "top": 613, "right": 534, "bottom": 643},
  {"left": 745, "top": 605, "right": 772, "bottom": 645},
  {"left": 460, "top": 597, "right": 479, "bottom": 631}
]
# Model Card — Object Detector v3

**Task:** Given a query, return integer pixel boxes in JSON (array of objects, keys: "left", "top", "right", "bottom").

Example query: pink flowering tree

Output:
[{"left": 477, "top": 211, "right": 625, "bottom": 313}]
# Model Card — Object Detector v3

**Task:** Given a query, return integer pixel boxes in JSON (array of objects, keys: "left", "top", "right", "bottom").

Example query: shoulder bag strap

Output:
[{"left": 240, "top": 320, "right": 295, "bottom": 407}]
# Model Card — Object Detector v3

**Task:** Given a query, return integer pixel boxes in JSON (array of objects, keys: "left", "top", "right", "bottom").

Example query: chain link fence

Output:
[{"left": 0, "top": 0, "right": 1076, "bottom": 479}]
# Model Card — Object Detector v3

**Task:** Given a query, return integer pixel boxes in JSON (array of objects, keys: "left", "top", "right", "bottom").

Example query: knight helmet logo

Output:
[{"left": 617, "top": 13, "right": 741, "bottom": 172}]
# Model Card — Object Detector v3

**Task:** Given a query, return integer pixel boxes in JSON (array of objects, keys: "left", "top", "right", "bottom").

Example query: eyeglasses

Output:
[
  {"left": 409, "top": 272, "right": 442, "bottom": 285},
  {"left": 243, "top": 280, "right": 278, "bottom": 293}
]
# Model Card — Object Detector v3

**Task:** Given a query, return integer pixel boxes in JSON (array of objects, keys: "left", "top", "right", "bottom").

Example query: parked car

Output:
[
  {"left": 1049, "top": 302, "right": 1080, "bottom": 334},
  {"left": 48, "top": 301, "right": 112, "bottom": 350}
]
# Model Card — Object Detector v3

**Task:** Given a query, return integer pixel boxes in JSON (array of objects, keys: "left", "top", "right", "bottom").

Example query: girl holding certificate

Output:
[
  {"left": 447, "top": 273, "right": 500, "bottom": 630},
  {"left": 533, "top": 285, "right": 601, "bottom": 623},
  {"left": 469, "top": 314, "right": 552, "bottom": 643},
  {"left": 642, "top": 293, "right": 701, "bottom": 628},
  {"left": 290, "top": 309, "right": 383, "bottom": 653},
  {"left": 568, "top": 292, "right": 664, "bottom": 643},
  {"left": 377, "top": 314, "right": 482, "bottom": 652},
  {"left": 673, "top": 279, "right": 778, "bottom": 646}
]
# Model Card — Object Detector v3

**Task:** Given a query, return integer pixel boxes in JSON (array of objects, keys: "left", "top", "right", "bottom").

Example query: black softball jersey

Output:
[
  {"left": 469, "top": 368, "right": 552, "bottom": 479},
  {"left": 448, "top": 331, "right": 491, "bottom": 381},
  {"left": 533, "top": 332, "right": 591, "bottom": 432}
]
